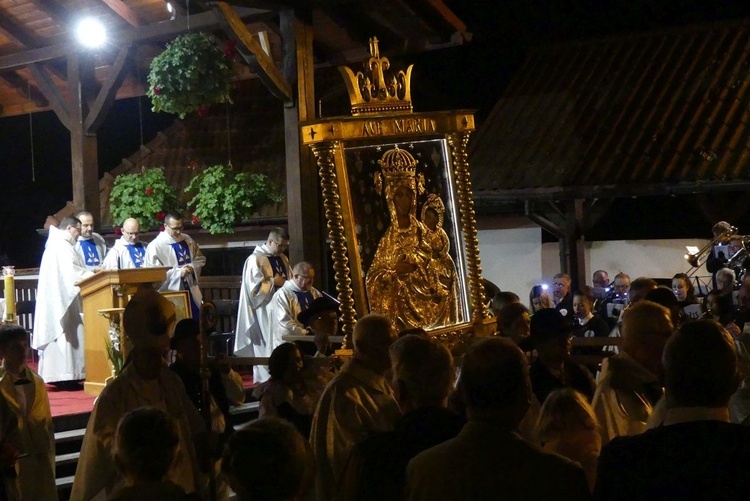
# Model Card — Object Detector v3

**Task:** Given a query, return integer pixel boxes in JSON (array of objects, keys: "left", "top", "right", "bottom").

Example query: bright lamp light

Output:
[{"left": 76, "top": 18, "right": 107, "bottom": 48}]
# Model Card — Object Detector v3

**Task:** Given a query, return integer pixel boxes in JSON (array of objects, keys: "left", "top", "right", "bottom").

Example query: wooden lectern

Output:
[{"left": 77, "top": 267, "right": 170, "bottom": 395}]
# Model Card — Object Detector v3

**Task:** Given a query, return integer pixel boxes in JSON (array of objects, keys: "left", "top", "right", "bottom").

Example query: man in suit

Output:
[
  {"left": 405, "top": 337, "right": 591, "bottom": 501},
  {"left": 594, "top": 319, "right": 750, "bottom": 500},
  {"left": 553, "top": 273, "right": 574, "bottom": 319}
]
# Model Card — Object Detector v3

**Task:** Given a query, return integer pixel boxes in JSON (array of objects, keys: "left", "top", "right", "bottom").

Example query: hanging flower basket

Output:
[
  {"left": 186, "top": 164, "right": 284, "bottom": 235},
  {"left": 147, "top": 32, "right": 236, "bottom": 119},
  {"left": 109, "top": 168, "right": 184, "bottom": 231}
]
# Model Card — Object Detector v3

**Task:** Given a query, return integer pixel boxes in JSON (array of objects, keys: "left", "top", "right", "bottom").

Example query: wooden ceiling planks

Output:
[{"left": 0, "top": 0, "right": 467, "bottom": 118}]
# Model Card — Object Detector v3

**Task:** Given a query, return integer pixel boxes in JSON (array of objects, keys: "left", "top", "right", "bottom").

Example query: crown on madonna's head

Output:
[
  {"left": 375, "top": 146, "right": 425, "bottom": 196},
  {"left": 339, "top": 37, "right": 413, "bottom": 116}
]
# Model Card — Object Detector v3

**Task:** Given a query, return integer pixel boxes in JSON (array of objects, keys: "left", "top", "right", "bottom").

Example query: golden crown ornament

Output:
[{"left": 340, "top": 37, "right": 413, "bottom": 116}]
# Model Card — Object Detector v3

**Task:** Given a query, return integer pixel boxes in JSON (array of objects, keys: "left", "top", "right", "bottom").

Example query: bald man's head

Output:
[
  {"left": 621, "top": 300, "right": 673, "bottom": 376},
  {"left": 122, "top": 218, "right": 141, "bottom": 244},
  {"left": 353, "top": 314, "right": 397, "bottom": 375}
]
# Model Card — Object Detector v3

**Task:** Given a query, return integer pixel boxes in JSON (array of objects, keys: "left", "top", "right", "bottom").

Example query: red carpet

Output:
[
  {"left": 25, "top": 359, "right": 255, "bottom": 418},
  {"left": 46, "top": 385, "right": 96, "bottom": 417},
  {"left": 24, "top": 360, "right": 95, "bottom": 417}
]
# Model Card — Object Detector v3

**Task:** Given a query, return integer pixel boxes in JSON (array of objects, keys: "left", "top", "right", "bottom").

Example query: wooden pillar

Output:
[
  {"left": 564, "top": 199, "right": 586, "bottom": 291},
  {"left": 527, "top": 199, "right": 586, "bottom": 289},
  {"left": 68, "top": 52, "right": 99, "bottom": 216},
  {"left": 281, "top": 11, "right": 324, "bottom": 279}
]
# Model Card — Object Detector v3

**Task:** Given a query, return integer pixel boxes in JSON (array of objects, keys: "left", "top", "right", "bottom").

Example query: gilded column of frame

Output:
[
  {"left": 311, "top": 141, "right": 357, "bottom": 344},
  {"left": 448, "top": 131, "right": 487, "bottom": 323}
]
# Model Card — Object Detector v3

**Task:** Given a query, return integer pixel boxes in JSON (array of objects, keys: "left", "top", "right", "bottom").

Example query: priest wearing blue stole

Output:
[
  {"left": 102, "top": 218, "right": 147, "bottom": 270},
  {"left": 32, "top": 216, "right": 94, "bottom": 384},
  {"left": 270, "top": 261, "right": 322, "bottom": 350},
  {"left": 234, "top": 228, "right": 292, "bottom": 383},
  {"left": 75, "top": 211, "right": 108, "bottom": 272},
  {"left": 145, "top": 214, "right": 206, "bottom": 319}
]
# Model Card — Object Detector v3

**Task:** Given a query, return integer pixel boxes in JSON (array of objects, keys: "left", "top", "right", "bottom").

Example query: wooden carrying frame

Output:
[{"left": 302, "top": 113, "right": 495, "bottom": 350}]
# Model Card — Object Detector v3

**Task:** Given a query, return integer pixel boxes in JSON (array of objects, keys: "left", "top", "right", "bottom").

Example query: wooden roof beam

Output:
[
  {"left": 215, "top": 2, "right": 291, "bottom": 103},
  {"left": 85, "top": 45, "right": 133, "bottom": 133},
  {"left": 0, "top": 13, "right": 68, "bottom": 81},
  {"left": 0, "top": 7, "right": 270, "bottom": 71},
  {"left": 100, "top": 0, "right": 142, "bottom": 28},
  {"left": 1, "top": 72, "right": 47, "bottom": 107},
  {"left": 403, "top": 0, "right": 470, "bottom": 41},
  {"left": 27, "top": 63, "right": 70, "bottom": 128},
  {"left": 31, "top": 0, "right": 74, "bottom": 26},
  {"left": 0, "top": 12, "right": 45, "bottom": 48}
]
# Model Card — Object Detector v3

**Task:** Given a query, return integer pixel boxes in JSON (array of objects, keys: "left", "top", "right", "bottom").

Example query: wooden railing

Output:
[{"left": 8, "top": 275, "right": 243, "bottom": 335}]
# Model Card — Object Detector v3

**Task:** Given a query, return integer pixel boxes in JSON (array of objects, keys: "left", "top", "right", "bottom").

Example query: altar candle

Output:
[{"left": 3, "top": 271, "right": 14, "bottom": 316}]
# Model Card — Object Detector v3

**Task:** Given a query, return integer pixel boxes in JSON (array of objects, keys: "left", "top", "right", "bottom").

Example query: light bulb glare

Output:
[{"left": 76, "top": 18, "right": 107, "bottom": 48}]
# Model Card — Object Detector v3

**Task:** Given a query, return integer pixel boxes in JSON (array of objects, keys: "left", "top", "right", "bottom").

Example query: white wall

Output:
[
  {"left": 477, "top": 217, "right": 542, "bottom": 298},
  {"left": 477, "top": 216, "right": 711, "bottom": 297},
  {"left": 541, "top": 239, "right": 711, "bottom": 282}
]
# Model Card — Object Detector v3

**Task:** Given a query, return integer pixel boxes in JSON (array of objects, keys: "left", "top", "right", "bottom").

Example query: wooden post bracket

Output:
[{"left": 214, "top": 1, "right": 293, "bottom": 104}]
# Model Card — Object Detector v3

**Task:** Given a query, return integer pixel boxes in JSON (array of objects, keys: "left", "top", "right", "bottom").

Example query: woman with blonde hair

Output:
[
  {"left": 529, "top": 284, "right": 554, "bottom": 314},
  {"left": 536, "top": 388, "right": 601, "bottom": 492}
]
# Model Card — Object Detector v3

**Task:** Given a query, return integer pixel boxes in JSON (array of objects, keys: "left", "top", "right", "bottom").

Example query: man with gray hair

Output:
[
  {"left": 310, "top": 314, "right": 400, "bottom": 501},
  {"left": 595, "top": 320, "right": 750, "bottom": 499},
  {"left": 553, "top": 273, "right": 574, "bottom": 319},
  {"left": 338, "top": 334, "right": 462, "bottom": 500},
  {"left": 269, "top": 261, "right": 322, "bottom": 350},
  {"left": 406, "top": 337, "right": 590, "bottom": 500},
  {"left": 75, "top": 210, "right": 108, "bottom": 272}
]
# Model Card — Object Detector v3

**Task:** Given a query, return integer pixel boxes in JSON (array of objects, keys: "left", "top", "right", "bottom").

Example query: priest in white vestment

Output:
[
  {"left": 270, "top": 261, "right": 321, "bottom": 349},
  {"left": 102, "top": 218, "right": 147, "bottom": 270},
  {"left": 71, "top": 288, "right": 207, "bottom": 500},
  {"left": 75, "top": 211, "right": 108, "bottom": 272},
  {"left": 145, "top": 214, "right": 206, "bottom": 319},
  {"left": 32, "top": 217, "right": 94, "bottom": 384},
  {"left": 234, "top": 228, "right": 291, "bottom": 383}
]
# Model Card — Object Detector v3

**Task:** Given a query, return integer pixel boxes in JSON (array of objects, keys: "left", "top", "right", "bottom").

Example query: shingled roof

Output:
[{"left": 470, "top": 17, "right": 750, "bottom": 203}]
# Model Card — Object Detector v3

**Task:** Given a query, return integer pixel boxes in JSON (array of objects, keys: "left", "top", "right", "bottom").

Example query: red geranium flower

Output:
[
  {"left": 152, "top": 87, "right": 161, "bottom": 95},
  {"left": 187, "top": 161, "right": 198, "bottom": 170},
  {"left": 145, "top": 188, "right": 154, "bottom": 195},
  {"left": 223, "top": 39, "right": 237, "bottom": 59},
  {"left": 155, "top": 211, "right": 166, "bottom": 221},
  {"left": 114, "top": 227, "right": 122, "bottom": 236},
  {"left": 191, "top": 215, "right": 200, "bottom": 225}
]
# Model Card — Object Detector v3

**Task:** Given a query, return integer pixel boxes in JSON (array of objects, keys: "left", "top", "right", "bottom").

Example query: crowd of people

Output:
[{"left": 4, "top": 212, "right": 750, "bottom": 499}]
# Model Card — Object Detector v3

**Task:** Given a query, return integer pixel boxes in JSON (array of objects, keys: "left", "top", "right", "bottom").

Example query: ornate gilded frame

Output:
[{"left": 301, "top": 39, "right": 494, "bottom": 349}]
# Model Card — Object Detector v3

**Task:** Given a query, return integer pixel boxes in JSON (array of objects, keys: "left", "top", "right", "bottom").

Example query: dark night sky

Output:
[
  {"left": 0, "top": 99, "right": 173, "bottom": 268},
  {"left": 4, "top": 1, "right": 750, "bottom": 267}
]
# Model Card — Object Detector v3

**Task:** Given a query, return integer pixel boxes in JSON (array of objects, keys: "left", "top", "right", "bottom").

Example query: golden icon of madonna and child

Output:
[{"left": 365, "top": 145, "right": 465, "bottom": 331}]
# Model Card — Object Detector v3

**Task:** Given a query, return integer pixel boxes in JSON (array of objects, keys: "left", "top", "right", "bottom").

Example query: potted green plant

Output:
[
  {"left": 186, "top": 164, "right": 283, "bottom": 234},
  {"left": 109, "top": 168, "right": 184, "bottom": 231},
  {"left": 147, "top": 32, "right": 237, "bottom": 118},
  {"left": 104, "top": 326, "right": 124, "bottom": 380}
]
